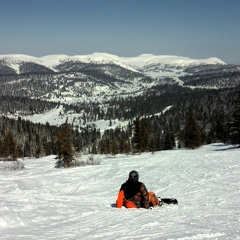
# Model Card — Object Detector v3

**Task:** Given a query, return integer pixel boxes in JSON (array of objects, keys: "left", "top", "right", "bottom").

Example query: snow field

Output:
[{"left": 1, "top": 143, "right": 240, "bottom": 239}]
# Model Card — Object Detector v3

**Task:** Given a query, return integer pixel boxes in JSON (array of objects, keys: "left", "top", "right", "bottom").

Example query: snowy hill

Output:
[
  {"left": 0, "top": 53, "right": 227, "bottom": 83},
  {"left": 1, "top": 143, "right": 240, "bottom": 239},
  {"left": 0, "top": 53, "right": 225, "bottom": 75},
  {"left": 0, "top": 53, "right": 234, "bottom": 104}
]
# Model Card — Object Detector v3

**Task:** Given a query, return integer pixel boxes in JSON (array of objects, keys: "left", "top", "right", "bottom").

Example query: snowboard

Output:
[{"left": 159, "top": 197, "right": 178, "bottom": 205}]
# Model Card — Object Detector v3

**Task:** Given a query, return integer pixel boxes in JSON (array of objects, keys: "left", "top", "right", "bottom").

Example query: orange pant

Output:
[
  {"left": 124, "top": 192, "right": 160, "bottom": 208},
  {"left": 124, "top": 199, "right": 138, "bottom": 208},
  {"left": 116, "top": 190, "right": 159, "bottom": 208},
  {"left": 148, "top": 191, "right": 160, "bottom": 206}
]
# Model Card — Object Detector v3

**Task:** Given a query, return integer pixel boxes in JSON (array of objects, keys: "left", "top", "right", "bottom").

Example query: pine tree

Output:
[
  {"left": 35, "top": 145, "right": 42, "bottom": 158},
  {"left": 215, "top": 117, "right": 228, "bottom": 143},
  {"left": 184, "top": 107, "right": 202, "bottom": 149},
  {"left": 132, "top": 117, "right": 141, "bottom": 153},
  {"left": 0, "top": 138, "right": 2, "bottom": 157},
  {"left": 111, "top": 139, "right": 118, "bottom": 156},
  {"left": 123, "top": 139, "right": 131, "bottom": 155},
  {"left": 56, "top": 122, "right": 74, "bottom": 167},
  {"left": 139, "top": 119, "right": 149, "bottom": 152},
  {"left": 2, "top": 130, "right": 17, "bottom": 158},
  {"left": 229, "top": 85, "right": 240, "bottom": 146},
  {"left": 132, "top": 117, "right": 149, "bottom": 153},
  {"left": 148, "top": 137, "right": 156, "bottom": 153},
  {"left": 163, "top": 128, "right": 175, "bottom": 150}
]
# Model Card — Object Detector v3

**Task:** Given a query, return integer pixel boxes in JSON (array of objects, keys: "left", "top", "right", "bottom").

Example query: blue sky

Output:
[{"left": 0, "top": 0, "right": 239, "bottom": 63}]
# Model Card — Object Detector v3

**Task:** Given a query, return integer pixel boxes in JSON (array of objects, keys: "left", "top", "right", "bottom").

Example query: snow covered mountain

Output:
[
  {"left": 1, "top": 52, "right": 236, "bottom": 104},
  {"left": 0, "top": 53, "right": 225, "bottom": 77}
]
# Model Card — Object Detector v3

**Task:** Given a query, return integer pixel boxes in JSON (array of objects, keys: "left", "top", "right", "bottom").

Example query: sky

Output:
[{"left": 0, "top": 0, "right": 239, "bottom": 64}]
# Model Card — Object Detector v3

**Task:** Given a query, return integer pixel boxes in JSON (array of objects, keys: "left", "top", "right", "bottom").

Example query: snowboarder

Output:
[{"left": 116, "top": 170, "right": 161, "bottom": 208}]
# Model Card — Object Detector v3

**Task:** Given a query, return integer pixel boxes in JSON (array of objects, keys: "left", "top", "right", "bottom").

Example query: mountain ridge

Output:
[
  {"left": 0, "top": 52, "right": 239, "bottom": 107},
  {"left": 0, "top": 53, "right": 225, "bottom": 75}
]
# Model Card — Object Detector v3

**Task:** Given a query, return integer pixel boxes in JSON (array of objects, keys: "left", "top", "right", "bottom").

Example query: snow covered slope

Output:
[
  {"left": 0, "top": 53, "right": 225, "bottom": 76},
  {"left": 1, "top": 143, "right": 239, "bottom": 239},
  {"left": 0, "top": 52, "right": 231, "bottom": 102},
  {"left": 122, "top": 54, "right": 225, "bottom": 67}
]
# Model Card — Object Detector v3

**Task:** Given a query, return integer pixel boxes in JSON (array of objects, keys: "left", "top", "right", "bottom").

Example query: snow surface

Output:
[
  {"left": 1, "top": 143, "right": 240, "bottom": 240},
  {"left": 20, "top": 105, "right": 129, "bottom": 135},
  {"left": 122, "top": 54, "right": 225, "bottom": 67},
  {"left": 2, "top": 53, "right": 225, "bottom": 66}
]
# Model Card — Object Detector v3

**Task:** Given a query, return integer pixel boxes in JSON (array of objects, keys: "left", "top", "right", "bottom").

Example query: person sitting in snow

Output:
[{"left": 116, "top": 170, "right": 161, "bottom": 208}]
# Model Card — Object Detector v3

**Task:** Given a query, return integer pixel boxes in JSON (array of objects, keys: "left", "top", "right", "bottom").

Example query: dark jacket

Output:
[{"left": 116, "top": 180, "right": 149, "bottom": 208}]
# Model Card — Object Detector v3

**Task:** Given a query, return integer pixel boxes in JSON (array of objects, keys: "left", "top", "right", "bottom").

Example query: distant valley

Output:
[{"left": 0, "top": 53, "right": 240, "bottom": 156}]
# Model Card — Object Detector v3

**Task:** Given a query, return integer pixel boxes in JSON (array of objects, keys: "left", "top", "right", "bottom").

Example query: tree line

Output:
[{"left": 0, "top": 85, "right": 240, "bottom": 162}]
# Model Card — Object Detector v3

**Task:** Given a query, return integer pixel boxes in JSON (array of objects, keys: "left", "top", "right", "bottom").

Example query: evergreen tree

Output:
[
  {"left": 184, "top": 107, "right": 202, "bottom": 149},
  {"left": 163, "top": 128, "right": 175, "bottom": 150},
  {"left": 24, "top": 140, "right": 31, "bottom": 157},
  {"left": 0, "top": 138, "right": 2, "bottom": 157},
  {"left": 35, "top": 145, "right": 42, "bottom": 158},
  {"left": 132, "top": 117, "right": 149, "bottom": 153},
  {"left": 132, "top": 117, "right": 141, "bottom": 153},
  {"left": 91, "top": 142, "right": 97, "bottom": 154},
  {"left": 148, "top": 136, "right": 156, "bottom": 153},
  {"left": 123, "top": 139, "right": 131, "bottom": 155},
  {"left": 56, "top": 122, "right": 74, "bottom": 167},
  {"left": 229, "top": 85, "right": 240, "bottom": 146},
  {"left": 1, "top": 130, "right": 17, "bottom": 158},
  {"left": 139, "top": 119, "right": 149, "bottom": 152},
  {"left": 215, "top": 116, "right": 228, "bottom": 143},
  {"left": 111, "top": 139, "right": 118, "bottom": 156}
]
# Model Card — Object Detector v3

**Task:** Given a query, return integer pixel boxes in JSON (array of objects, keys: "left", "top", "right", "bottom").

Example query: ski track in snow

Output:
[{"left": 1, "top": 143, "right": 240, "bottom": 240}]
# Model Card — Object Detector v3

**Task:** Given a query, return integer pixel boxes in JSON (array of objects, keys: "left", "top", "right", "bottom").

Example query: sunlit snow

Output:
[
  {"left": 1, "top": 143, "right": 240, "bottom": 239},
  {"left": 0, "top": 53, "right": 225, "bottom": 78}
]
